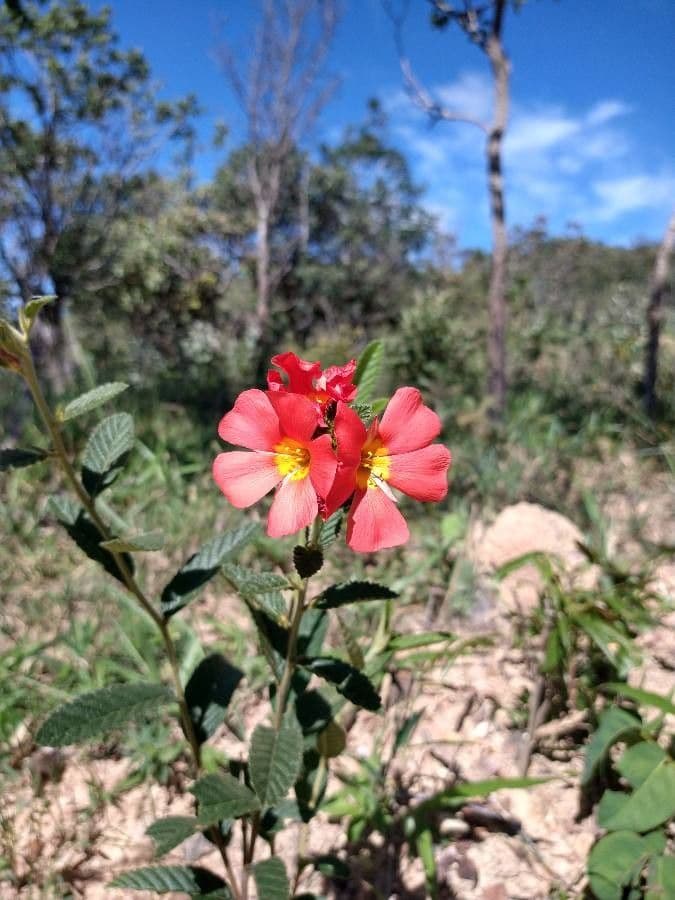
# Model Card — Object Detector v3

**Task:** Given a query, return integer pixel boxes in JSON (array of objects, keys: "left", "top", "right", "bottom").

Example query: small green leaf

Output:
[
  {"left": 20, "top": 295, "right": 55, "bottom": 333},
  {"left": 250, "top": 716, "right": 303, "bottom": 808},
  {"left": 315, "top": 581, "right": 397, "bottom": 610},
  {"left": 587, "top": 832, "right": 652, "bottom": 900},
  {"left": 190, "top": 773, "right": 260, "bottom": 825},
  {"left": 252, "top": 857, "right": 289, "bottom": 900},
  {"left": 318, "top": 510, "right": 343, "bottom": 548},
  {"left": 317, "top": 720, "right": 346, "bottom": 759},
  {"left": 222, "top": 564, "right": 290, "bottom": 598},
  {"left": 81, "top": 412, "right": 134, "bottom": 495},
  {"left": 100, "top": 530, "right": 164, "bottom": 552},
  {"left": 302, "top": 657, "right": 381, "bottom": 712},
  {"left": 617, "top": 742, "right": 667, "bottom": 788},
  {"left": 60, "top": 382, "right": 128, "bottom": 421},
  {"left": 416, "top": 827, "right": 437, "bottom": 897},
  {"left": 416, "top": 776, "right": 549, "bottom": 815},
  {"left": 185, "top": 654, "right": 243, "bottom": 745},
  {"left": 146, "top": 816, "right": 198, "bottom": 857},
  {"left": 600, "top": 683, "right": 675, "bottom": 717},
  {"left": 36, "top": 683, "right": 173, "bottom": 746},
  {"left": 49, "top": 497, "right": 134, "bottom": 584},
  {"left": 582, "top": 707, "right": 642, "bottom": 785},
  {"left": 597, "top": 790, "right": 630, "bottom": 829},
  {"left": 0, "top": 447, "right": 48, "bottom": 470},
  {"left": 601, "top": 760, "right": 675, "bottom": 832},
  {"left": 110, "top": 865, "right": 231, "bottom": 896},
  {"left": 161, "top": 523, "right": 259, "bottom": 618},
  {"left": 353, "top": 340, "right": 384, "bottom": 404},
  {"left": 335, "top": 612, "right": 364, "bottom": 669},
  {"left": 295, "top": 690, "right": 333, "bottom": 735}
]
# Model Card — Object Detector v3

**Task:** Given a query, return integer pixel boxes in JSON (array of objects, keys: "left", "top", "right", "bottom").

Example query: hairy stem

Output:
[{"left": 22, "top": 355, "right": 242, "bottom": 898}]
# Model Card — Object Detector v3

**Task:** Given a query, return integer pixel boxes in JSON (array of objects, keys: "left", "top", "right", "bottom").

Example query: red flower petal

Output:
[
  {"left": 387, "top": 444, "right": 452, "bottom": 502},
  {"left": 346, "top": 486, "right": 410, "bottom": 553},
  {"left": 378, "top": 387, "right": 441, "bottom": 454},
  {"left": 213, "top": 451, "right": 281, "bottom": 508},
  {"left": 322, "top": 401, "right": 365, "bottom": 515},
  {"left": 309, "top": 433, "right": 338, "bottom": 499},
  {"left": 218, "top": 389, "right": 281, "bottom": 451},
  {"left": 267, "top": 391, "right": 320, "bottom": 442},
  {"left": 269, "top": 351, "right": 321, "bottom": 394},
  {"left": 267, "top": 473, "right": 318, "bottom": 537},
  {"left": 321, "top": 359, "right": 358, "bottom": 403}
]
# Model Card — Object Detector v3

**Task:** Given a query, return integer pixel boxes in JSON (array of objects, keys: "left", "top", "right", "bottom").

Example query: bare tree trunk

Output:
[
  {"left": 255, "top": 203, "right": 271, "bottom": 339},
  {"left": 644, "top": 209, "right": 675, "bottom": 417},
  {"left": 485, "top": 5, "right": 509, "bottom": 422}
]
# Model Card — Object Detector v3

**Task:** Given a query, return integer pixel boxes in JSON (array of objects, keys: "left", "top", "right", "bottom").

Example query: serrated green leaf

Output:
[
  {"left": 60, "top": 382, "right": 128, "bottom": 421},
  {"left": 252, "top": 857, "right": 289, "bottom": 900},
  {"left": 601, "top": 760, "right": 675, "bottom": 832},
  {"left": 249, "top": 591, "right": 287, "bottom": 624},
  {"left": 100, "top": 530, "right": 164, "bottom": 552},
  {"left": 161, "top": 523, "right": 259, "bottom": 618},
  {"left": 353, "top": 340, "right": 383, "bottom": 404},
  {"left": 318, "top": 510, "right": 343, "bottom": 549},
  {"left": 601, "top": 683, "right": 675, "bottom": 717},
  {"left": 146, "top": 816, "right": 198, "bottom": 857},
  {"left": 617, "top": 742, "right": 667, "bottom": 788},
  {"left": 0, "top": 447, "right": 48, "bottom": 470},
  {"left": 185, "top": 654, "right": 243, "bottom": 745},
  {"left": 222, "top": 564, "right": 289, "bottom": 598},
  {"left": 49, "top": 497, "right": 134, "bottom": 584},
  {"left": 250, "top": 716, "right": 303, "bottom": 808},
  {"left": 302, "top": 657, "right": 381, "bottom": 712},
  {"left": 110, "top": 865, "right": 231, "bottom": 896},
  {"left": 36, "top": 683, "right": 173, "bottom": 746},
  {"left": 81, "top": 412, "right": 134, "bottom": 496},
  {"left": 587, "top": 832, "right": 652, "bottom": 900},
  {"left": 315, "top": 580, "right": 397, "bottom": 610},
  {"left": 190, "top": 773, "right": 260, "bottom": 825},
  {"left": 317, "top": 720, "right": 346, "bottom": 759},
  {"left": 336, "top": 612, "right": 364, "bottom": 669},
  {"left": 582, "top": 707, "right": 642, "bottom": 785}
]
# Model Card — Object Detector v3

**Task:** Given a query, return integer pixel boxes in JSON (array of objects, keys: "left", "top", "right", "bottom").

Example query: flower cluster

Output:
[{"left": 213, "top": 352, "right": 451, "bottom": 552}]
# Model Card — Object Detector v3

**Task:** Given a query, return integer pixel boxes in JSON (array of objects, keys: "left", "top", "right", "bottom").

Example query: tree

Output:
[
  {"left": 218, "top": 0, "right": 338, "bottom": 381},
  {"left": 0, "top": 0, "right": 196, "bottom": 389},
  {"left": 387, "top": 0, "right": 512, "bottom": 420},
  {"left": 644, "top": 210, "right": 675, "bottom": 418}
]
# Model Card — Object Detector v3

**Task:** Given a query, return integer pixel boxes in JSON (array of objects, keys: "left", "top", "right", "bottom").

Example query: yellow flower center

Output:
[
  {"left": 356, "top": 437, "right": 390, "bottom": 490},
  {"left": 274, "top": 438, "right": 310, "bottom": 481}
]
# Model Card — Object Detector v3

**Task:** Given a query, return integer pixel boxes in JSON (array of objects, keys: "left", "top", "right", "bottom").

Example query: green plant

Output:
[{"left": 582, "top": 688, "right": 675, "bottom": 900}]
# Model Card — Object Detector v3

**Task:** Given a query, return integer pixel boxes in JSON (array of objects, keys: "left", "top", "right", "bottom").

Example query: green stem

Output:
[{"left": 22, "top": 355, "right": 242, "bottom": 898}]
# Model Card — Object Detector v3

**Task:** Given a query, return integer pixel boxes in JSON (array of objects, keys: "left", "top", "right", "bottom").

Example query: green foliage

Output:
[
  {"left": 302, "top": 658, "right": 381, "bottom": 711},
  {"left": 293, "top": 544, "right": 324, "bottom": 578},
  {"left": 59, "top": 382, "right": 129, "bottom": 421},
  {"left": 146, "top": 816, "right": 199, "bottom": 857},
  {"left": 315, "top": 580, "right": 397, "bottom": 609},
  {"left": 111, "top": 865, "right": 232, "bottom": 896},
  {"left": 160, "top": 523, "right": 259, "bottom": 618},
  {"left": 190, "top": 773, "right": 261, "bottom": 825},
  {"left": 184, "top": 653, "right": 243, "bottom": 745},
  {"left": 100, "top": 530, "right": 165, "bottom": 552},
  {"left": 35, "top": 682, "right": 174, "bottom": 746},
  {"left": 249, "top": 716, "right": 303, "bottom": 808},
  {"left": 0, "top": 447, "right": 47, "bottom": 469},
  {"left": 252, "top": 857, "right": 290, "bottom": 900},
  {"left": 584, "top": 697, "right": 675, "bottom": 900},
  {"left": 353, "top": 340, "right": 384, "bottom": 404},
  {"left": 81, "top": 412, "right": 135, "bottom": 496}
]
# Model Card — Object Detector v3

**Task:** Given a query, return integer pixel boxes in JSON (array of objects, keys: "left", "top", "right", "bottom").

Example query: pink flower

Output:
[
  {"left": 267, "top": 351, "right": 358, "bottom": 414},
  {"left": 212, "top": 389, "right": 337, "bottom": 538},
  {"left": 328, "top": 388, "right": 452, "bottom": 553}
]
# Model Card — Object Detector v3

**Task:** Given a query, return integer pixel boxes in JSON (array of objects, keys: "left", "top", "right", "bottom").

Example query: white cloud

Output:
[{"left": 386, "top": 70, "right": 672, "bottom": 245}]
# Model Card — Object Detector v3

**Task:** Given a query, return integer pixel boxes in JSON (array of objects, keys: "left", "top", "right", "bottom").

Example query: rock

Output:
[{"left": 470, "top": 502, "right": 597, "bottom": 614}]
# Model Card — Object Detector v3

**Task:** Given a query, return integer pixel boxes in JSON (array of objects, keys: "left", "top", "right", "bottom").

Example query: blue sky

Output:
[{"left": 101, "top": 0, "right": 674, "bottom": 249}]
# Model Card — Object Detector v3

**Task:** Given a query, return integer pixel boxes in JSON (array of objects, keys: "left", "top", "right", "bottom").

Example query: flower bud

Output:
[{"left": 0, "top": 319, "right": 27, "bottom": 374}]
